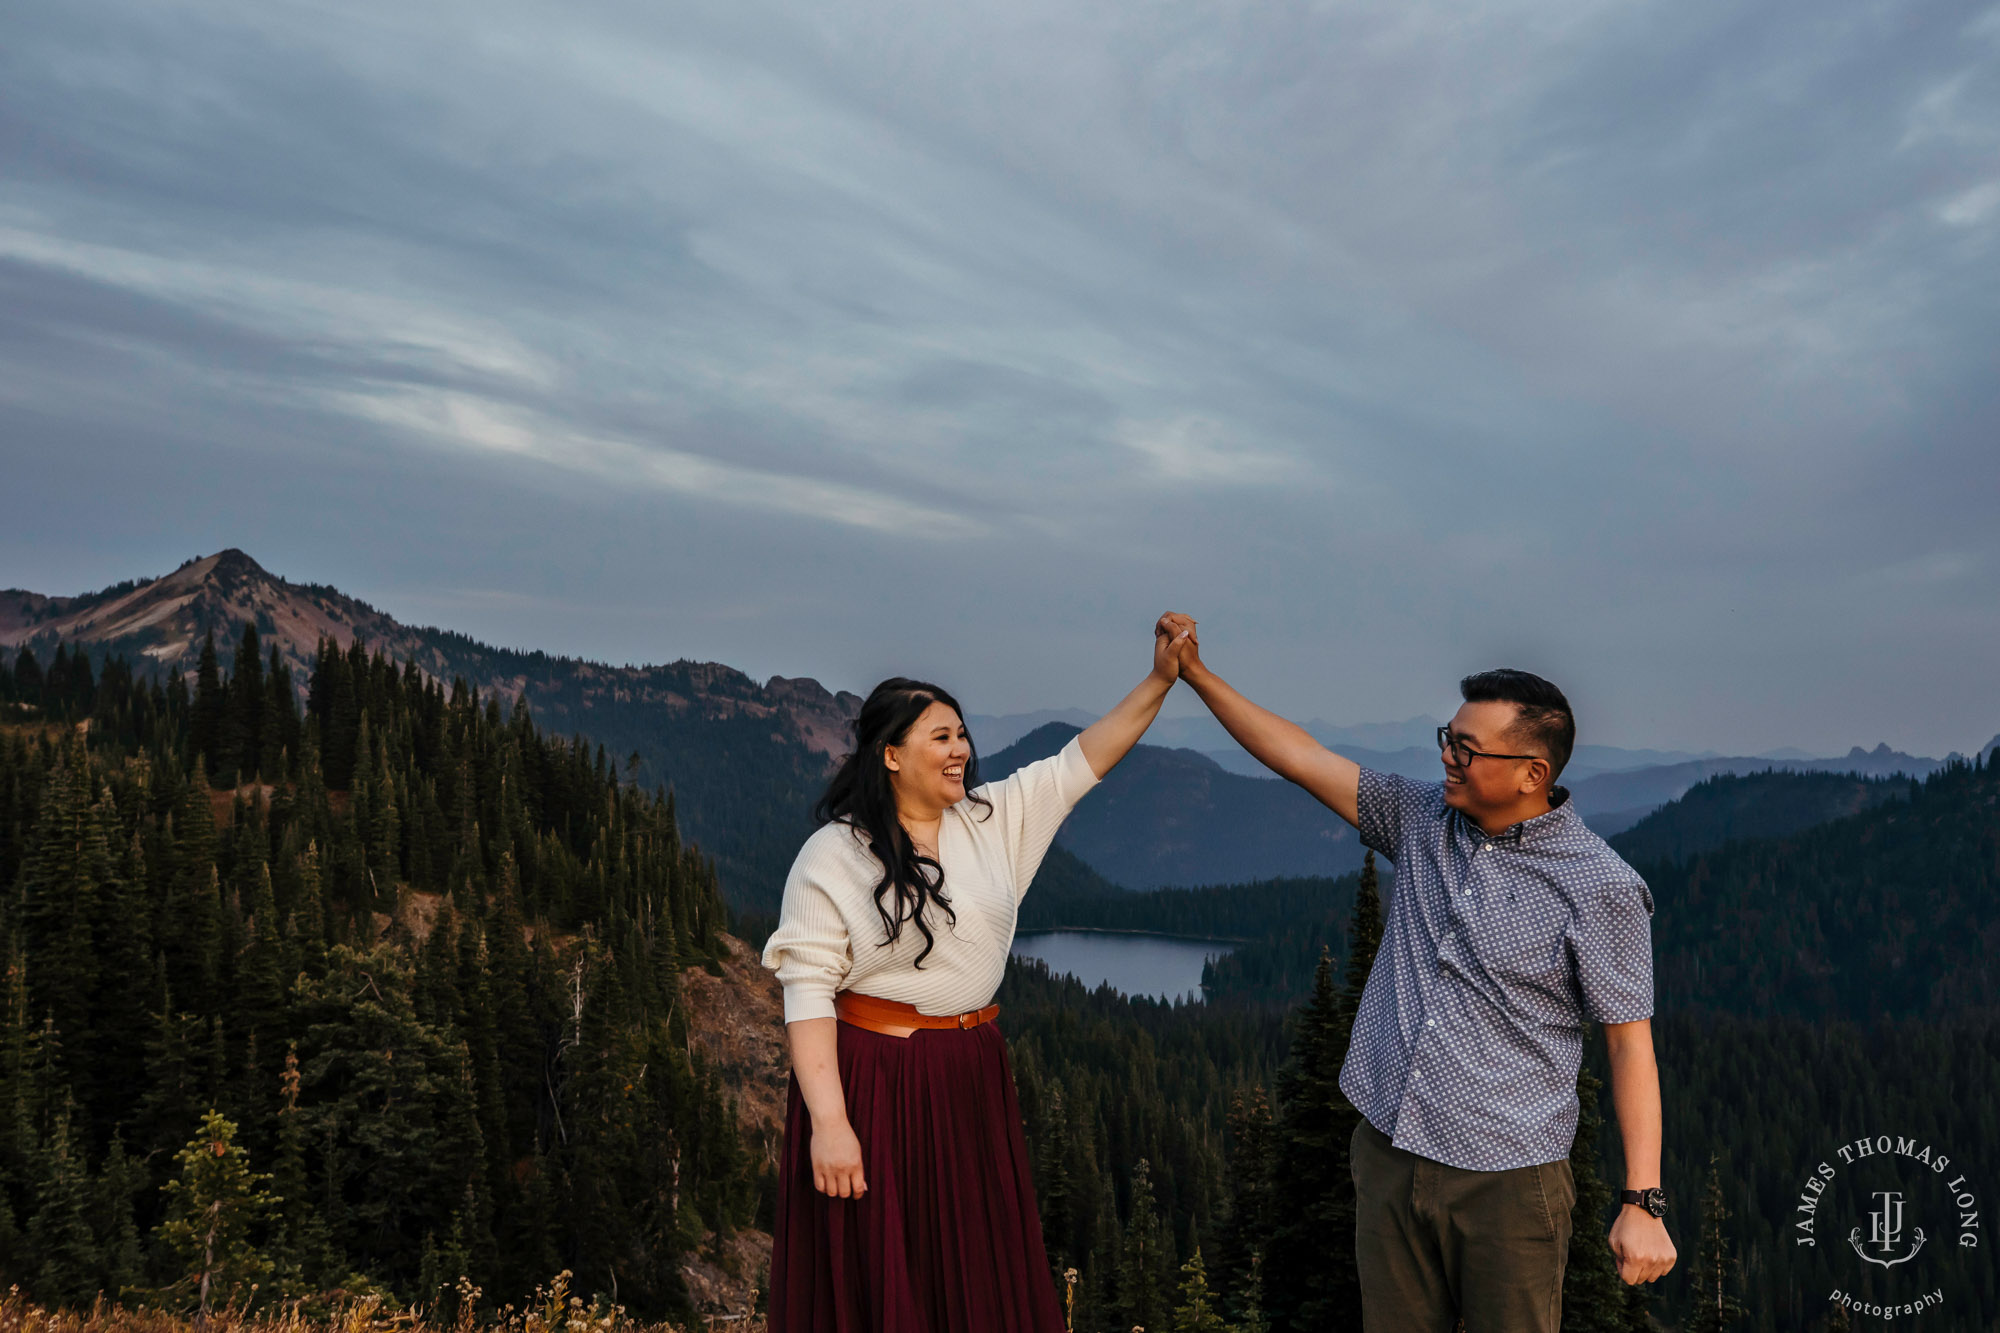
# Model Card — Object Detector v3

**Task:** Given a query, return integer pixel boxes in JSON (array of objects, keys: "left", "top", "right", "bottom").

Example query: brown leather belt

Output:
[{"left": 835, "top": 990, "right": 999, "bottom": 1038}]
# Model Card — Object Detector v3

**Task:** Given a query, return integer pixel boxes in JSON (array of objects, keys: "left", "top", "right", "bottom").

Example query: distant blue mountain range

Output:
[
  {"left": 981, "top": 723, "right": 1365, "bottom": 890},
  {"left": 973, "top": 711, "right": 1964, "bottom": 888}
]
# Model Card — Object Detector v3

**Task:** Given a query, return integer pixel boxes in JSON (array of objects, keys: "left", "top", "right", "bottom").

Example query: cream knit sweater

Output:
[{"left": 761, "top": 735, "right": 1100, "bottom": 1023}]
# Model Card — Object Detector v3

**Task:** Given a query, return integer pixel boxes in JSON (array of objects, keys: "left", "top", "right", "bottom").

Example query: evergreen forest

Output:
[
  {"left": 0, "top": 631, "right": 761, "bottom": 1320},
  {"left": 1000, "top": 758, "right": 2000, "bottom": 1330},
  {"left": 4, "top": 632, "right": 1998, "bottom": 1331}
]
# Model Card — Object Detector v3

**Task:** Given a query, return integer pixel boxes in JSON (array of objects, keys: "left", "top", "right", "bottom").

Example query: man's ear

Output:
[{"left": 1522, "top": 758, "right": 1551, "bottom": 796}]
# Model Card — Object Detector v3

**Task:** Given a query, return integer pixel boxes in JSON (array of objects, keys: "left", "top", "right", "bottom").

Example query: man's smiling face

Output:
[{"left": 1439, "top": 699, "right": 1545, "bottom": 819}]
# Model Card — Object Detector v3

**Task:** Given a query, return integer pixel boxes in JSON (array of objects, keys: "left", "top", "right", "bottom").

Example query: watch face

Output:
[{"left": 1626, "top": 1188, "right": 1668, "bottom": 1217}]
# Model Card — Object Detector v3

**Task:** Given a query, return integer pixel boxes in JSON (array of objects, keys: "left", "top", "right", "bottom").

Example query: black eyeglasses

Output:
[{"left": 1436, "top": 725, "right": 1540, "bottom": 768}]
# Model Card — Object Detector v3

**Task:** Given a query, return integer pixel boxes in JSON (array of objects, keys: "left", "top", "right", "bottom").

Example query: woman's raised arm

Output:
[{"left": 1075, "top": 616, "right": 1190, "bottom": 778}]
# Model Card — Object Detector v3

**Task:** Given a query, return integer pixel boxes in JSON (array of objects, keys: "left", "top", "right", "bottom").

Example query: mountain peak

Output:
[
  {"left": 0, "top": 548, "right": 386, "bottom": 678},
  {"left": 1, "top": 551, "right": 863, "bottom": 763},
  {"left": 203, "top": 546, "right": 271, "bottom": 577},
  {"left": 154, "top": 547, "right": 247, "bottom": 578}
]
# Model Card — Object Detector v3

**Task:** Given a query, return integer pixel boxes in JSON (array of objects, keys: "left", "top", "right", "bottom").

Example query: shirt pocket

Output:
[{"left": 1466, "top": 880, "right": 1573, "bottom": 1010}]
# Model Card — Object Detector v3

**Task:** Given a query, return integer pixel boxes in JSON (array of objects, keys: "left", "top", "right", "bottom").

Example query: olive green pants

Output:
[{"left": 1350, "top": 1118, "right": 1575, "bottom": 1333}]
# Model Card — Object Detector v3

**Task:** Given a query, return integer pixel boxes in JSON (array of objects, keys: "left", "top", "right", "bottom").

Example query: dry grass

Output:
[{"left": 0, "top": 1277, "right": 767, "bottom": 1333}]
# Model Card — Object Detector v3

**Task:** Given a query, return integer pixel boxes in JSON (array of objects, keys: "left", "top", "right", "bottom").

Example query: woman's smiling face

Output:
[{"left": 883, "top": 700, "right": 971, "bottom": 817}]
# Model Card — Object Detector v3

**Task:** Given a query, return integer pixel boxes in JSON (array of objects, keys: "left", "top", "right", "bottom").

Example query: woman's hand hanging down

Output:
[
  {"left": 812, "top": 1120, "right": 866, "bottom": 1199},
  {"left": 787, "top": 1016, "right": 868, "bottom": 1197}
]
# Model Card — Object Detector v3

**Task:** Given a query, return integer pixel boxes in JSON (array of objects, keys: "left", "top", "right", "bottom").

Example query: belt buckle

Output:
[{"left": 957, "top": 1011, "right": 972, "bottom": 1029}]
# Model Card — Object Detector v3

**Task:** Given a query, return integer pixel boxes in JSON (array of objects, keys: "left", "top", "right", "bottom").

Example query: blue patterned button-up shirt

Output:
[{"left": 1338, "top": 768, "right": 1655, "bottom": 1171}]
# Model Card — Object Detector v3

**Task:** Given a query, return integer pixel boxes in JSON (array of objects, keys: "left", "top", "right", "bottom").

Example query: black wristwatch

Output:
[{"left": 1620, "top": 1187, "right": 1668, "bottom": 1219}]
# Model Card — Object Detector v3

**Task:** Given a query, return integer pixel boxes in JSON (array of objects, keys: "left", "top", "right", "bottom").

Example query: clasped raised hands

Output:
[{"left": 1154, "top": 611, "right": 1202, "bottom": 681}]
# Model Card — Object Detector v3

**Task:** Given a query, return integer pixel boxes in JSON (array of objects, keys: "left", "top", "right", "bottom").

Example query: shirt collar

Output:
[{"left": 1449, "top": 786, "right": 1573, "bottom": 847}]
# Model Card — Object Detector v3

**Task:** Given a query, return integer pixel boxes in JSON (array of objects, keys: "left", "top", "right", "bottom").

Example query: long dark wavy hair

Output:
[{"left": 814, "top": 677, "right": 991, "bottom": 967}]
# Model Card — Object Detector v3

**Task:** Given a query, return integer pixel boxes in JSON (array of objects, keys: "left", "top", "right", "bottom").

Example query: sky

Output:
[{"left": 4, "top": 0, "right": 1998, "bottom": 756}]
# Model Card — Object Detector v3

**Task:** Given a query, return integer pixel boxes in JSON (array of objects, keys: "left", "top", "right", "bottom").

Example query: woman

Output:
[{"left": 760, "top": 619, "right": 1190, "bottom": 1332}]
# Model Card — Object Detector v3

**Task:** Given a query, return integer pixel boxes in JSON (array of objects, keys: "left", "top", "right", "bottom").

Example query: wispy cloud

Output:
[
  {"left": 1937, "top": 180, "right": 2000, "bottom": 228},
  {"left": 1116, "top": 416, "right": 1305, "bottom": 486},
  {"left": 333, "top": 386, "right": 982, "bottom": 538},
  {"left": 4, "top": 0, "right": 1999, "bottom": 753},
  {"left": 0, "top": 221, "right": 554, "bottom": 389}
]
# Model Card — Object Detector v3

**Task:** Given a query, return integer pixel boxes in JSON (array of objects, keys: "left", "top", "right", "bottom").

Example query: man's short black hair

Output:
[{"left": 1459, "top": 668, "right": 1576, "bottom": 782}]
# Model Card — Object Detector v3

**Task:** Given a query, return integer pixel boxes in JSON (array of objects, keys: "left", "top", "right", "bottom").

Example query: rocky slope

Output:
[
  {"left": 680, "top": 933, "right": 789, "bottom": 1321},
  {"left": 1, "top": 548, "right": 861, "bottom": 760}
]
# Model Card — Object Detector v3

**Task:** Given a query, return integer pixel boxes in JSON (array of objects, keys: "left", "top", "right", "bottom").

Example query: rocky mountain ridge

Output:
[{"left": 1, "top": 548, "right": 862, "bottom": 761}]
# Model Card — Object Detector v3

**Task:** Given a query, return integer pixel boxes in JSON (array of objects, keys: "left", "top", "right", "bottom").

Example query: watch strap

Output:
[{"left": 1620, "top": 1188, "right": 1667, "bottom": 1217}]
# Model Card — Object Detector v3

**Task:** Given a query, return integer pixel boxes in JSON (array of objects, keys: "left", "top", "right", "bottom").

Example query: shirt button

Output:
[{"left": 1427, "top": 1018, "right": 1436, "bottom": 1027}]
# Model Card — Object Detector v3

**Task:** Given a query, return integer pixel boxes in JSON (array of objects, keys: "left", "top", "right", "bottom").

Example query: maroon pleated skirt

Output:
[{"left": 768, "top": 1017, "right": 1066, "bottom": 1333}]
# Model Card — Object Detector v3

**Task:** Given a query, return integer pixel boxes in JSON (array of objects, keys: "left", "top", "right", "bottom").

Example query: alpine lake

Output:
[{"left": 1008, "top": 929, "right": 1237, "bottom": 1002}]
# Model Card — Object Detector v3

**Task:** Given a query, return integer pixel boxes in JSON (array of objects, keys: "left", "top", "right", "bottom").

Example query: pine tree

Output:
[
  {"left": 88, "top": 812, "right": 154, "bottom": 1141},
  {"left": 165, "top": 762, "right": 224, "bottom": 1012},
  {"left": 1118, "top": 1157, "right": 1170, "bottom": 1333},
  {"left": 237, "top": 864, "right": 288, "bottom": 1026},
  {"left": 93, "top": 1131, "right": 145, "bottom": 1300},
  {"left": 263, "top": 644, "right": 296, "bottom": 784},
  {"left": 1169, "top": 1246, "right": 1230, "bottom": 1333},
  {"left": 156, "top": 1109, "right": 276, "bottom": 1318},
  {"left": 204, "top": 1016, "right": 231, "bottom": 1120},
  {"left": 13, "top": 645, "right": 44, "bottom": 707},
  {"left": 235, "top": 863, "right": 290, "bottom": 1121},
  {"left": 190, "top": 633, "right": 225, "bottom": 781},
  {"left": 166, "top": 662, "right": 190, "bottom": 724},
  {"left": 1262, "top": 952, "right": 1338, "bottom": 1330},
  {"left": 17, "top": 740, "right": 105, "bottom": 1072},
  {"left": 324, "top": 642, "right": 361, "bottom": 791},
  {"left": 1265, "top": 919, "right": 1371, "bottom": 1330},
  {"left": 1037, "top": 1078, "right": 1074, "bottom": 1277},
  {"left": 0, "top": 944, "right": 35, "bottom": 1254},
  {"left": 1081, "top": 1168, "right": 1123, "bottom": 1333},
  {"left": 1683, "top": 1157, "right": 1746, "bottom": 1333},
  {"left": 267, "top": 1046, "right": 338, "bottom": 1294},
  {"left": 366, "top": 723, "right": 401, "bottom": 897},
  {"left": 1212, "top": 1086, "right": 1273, "bottom": 1326},
  {"left": 290, "top": 944, "right": 475, "bottom": 1288},
  {"left": 46, "top": 644, "right": 74, "bottom": 720},
  {"left": 224, "top": 623, "right": 266, "bottom": 787},
  {"left": 1561, "top": 1060, "right": 1643, "bottom": 1332},
  {"left": 1234, "top": 1254, "right": 1268, "bottom": 1333},
  {"left": 24, "top": 1101, "right": 104, "bottom": 1306},
  {"left": 133, "top": 985, "right": 207, "bottom": 1171},
  {"left": 0, "top": 1195, "right": 27, "bottom": 1297},
  {"left": 68, "top": 647, "right": 97, "bottom": 719},
  {"left": 1343, "top": 852, "right": 1384, "bottom": 1007},
  {"left": 291, "top": 840, "right": 329, "bottom": 978}
]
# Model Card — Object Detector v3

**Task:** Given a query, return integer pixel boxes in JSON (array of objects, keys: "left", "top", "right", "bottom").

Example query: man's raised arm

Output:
[{"left": 1158, "top": 613, "right": 1362, "bottom": 827}]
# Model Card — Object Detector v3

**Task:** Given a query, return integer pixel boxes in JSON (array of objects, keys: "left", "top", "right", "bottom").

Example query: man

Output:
[{"left": 1159, "top": 614, "right": 1676, "bottom": 1332}]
